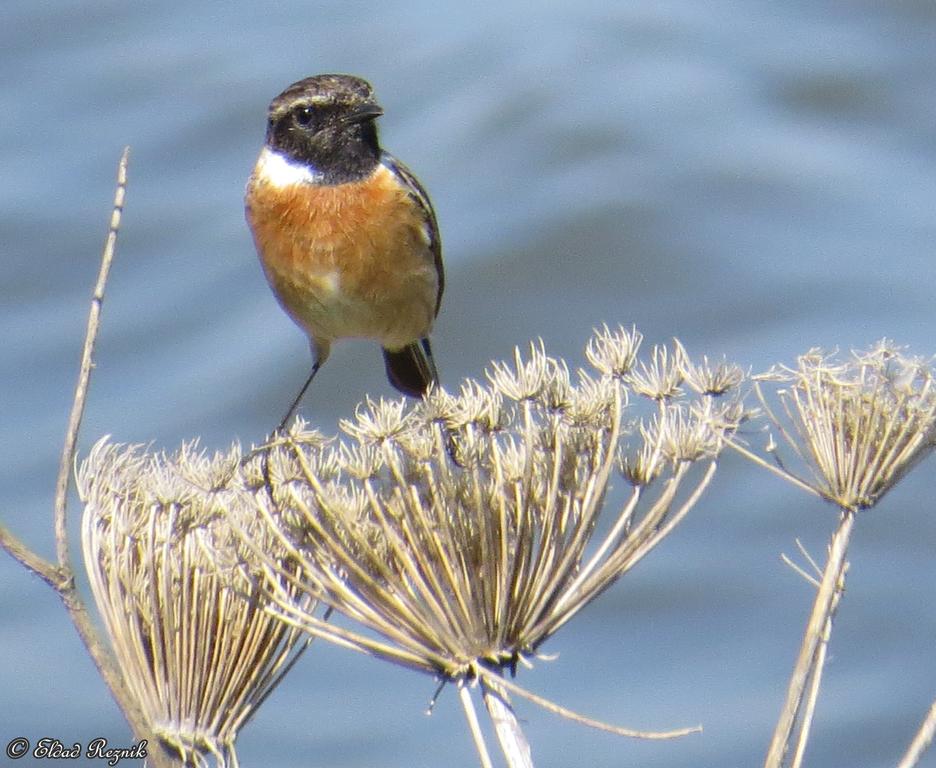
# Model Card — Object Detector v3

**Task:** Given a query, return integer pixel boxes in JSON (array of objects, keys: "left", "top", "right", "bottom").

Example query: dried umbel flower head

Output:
[
  {"left": 244, "top": 332, "right": 742, "bottom": 751},
  {"left": 486, "top": 339, "right": 554, "bottom": 401},
  {"left": 675, "top": 339, "right": 746, "bottom": 397},
  {"left": 78, "top": 439, "right": 309, "bottom": 768},
  {"left": 586, "top": 324, "right": 642, "bottom": 378},
  {"left": 626, "top": 343, "right": 685, "bottom": 401},
  {"left": 748, "top": 342, "right": 936, "bottom": 511}
]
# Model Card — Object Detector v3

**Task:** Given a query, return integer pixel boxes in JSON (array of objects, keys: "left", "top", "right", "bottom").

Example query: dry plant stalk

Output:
[
  {"left": 898, "top": 699, "right": 936, "bottom": 768},
  {"left": 0, "top": 150, "right": 181, "bottom": 768},
  {"left": 732, "top": 343, "right": 936, "bottom": 768},
  {"left": 239, "top": 329, "right": 744, "bottom": 767},
  {"left": 78, "top": 440, "right": 311, "bottom": 767}
]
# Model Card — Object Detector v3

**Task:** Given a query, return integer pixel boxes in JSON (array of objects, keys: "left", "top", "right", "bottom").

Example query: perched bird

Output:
[{"left": 245, "top": 74, "right": 443, "bottom": 429}]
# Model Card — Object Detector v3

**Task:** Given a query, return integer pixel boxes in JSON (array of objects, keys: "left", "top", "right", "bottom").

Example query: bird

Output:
[{"left": 245, "top": 74, "right": 443, "bottom": 431}]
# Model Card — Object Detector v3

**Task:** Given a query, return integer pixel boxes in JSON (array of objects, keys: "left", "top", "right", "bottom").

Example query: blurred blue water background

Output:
[{"left": 2, "top": 1, "right": 936, "bottom": 766}]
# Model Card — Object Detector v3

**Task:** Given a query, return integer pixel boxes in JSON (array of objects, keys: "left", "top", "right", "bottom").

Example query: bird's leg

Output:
[
  {"left": 276, "top": 361, "right": 321, "bottom": 434},
  {"left": 251, "top": 361, "right": 322, "bottom": 501}
]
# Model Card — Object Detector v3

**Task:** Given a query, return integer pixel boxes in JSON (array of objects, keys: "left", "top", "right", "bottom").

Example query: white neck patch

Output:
[{"left": 255, "top": 146, "right": 324, "bottom": 187}]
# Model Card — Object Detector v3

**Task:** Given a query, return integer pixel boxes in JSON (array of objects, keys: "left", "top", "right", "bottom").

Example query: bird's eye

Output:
[{"left": 294, "top": 105, "right": 315, "bottom": 128}]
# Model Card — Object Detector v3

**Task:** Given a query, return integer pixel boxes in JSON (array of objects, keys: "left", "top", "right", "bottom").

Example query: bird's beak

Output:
[{"left": 343, "top": 102, "right": 384, "bottom": 124}]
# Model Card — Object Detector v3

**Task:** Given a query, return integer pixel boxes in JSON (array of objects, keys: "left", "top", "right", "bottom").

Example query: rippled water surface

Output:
[{"left": 2, "top": 2, "right": 936, "bottom": 766}]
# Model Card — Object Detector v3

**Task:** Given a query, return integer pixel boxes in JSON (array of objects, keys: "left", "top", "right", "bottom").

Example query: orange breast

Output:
[{"left": 245, "top": 162, "right": 438, "bottom": 348}]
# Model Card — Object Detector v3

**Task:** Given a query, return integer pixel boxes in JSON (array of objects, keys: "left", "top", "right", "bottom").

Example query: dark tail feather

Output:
[{"left": 383, "top": 338, "right": 439, "bottom": 397}]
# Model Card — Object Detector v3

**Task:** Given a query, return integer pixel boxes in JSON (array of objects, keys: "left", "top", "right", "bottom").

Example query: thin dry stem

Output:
[
  {"left": 780, "top": 539, "right": 822, "bottom": 589},
  {"left": 460, "top": 682, "right": 495, "bottom": 768},
  {"left": 0, "top": 150, "right": 179, "bottom": 768},
  {"left": 789, "top": 609, "right": 833, "bottom": 768},
  {"left": 0, "top": 522, "right": 62, "bottom": 586},
  {"left": 480, "top": 675, "right": 534, "bottom": 768},
  {"left": 897, "top": 699, "right": 936, "bottom": 768},
  {"left": 487, "top": 671, "right": 701, "bottom": 740},
  {"left": 54, "top": 149, "right": 128, "bottom": 567},
  {"left": 764, "top": 511, "right": 854, "bottom": 768}
]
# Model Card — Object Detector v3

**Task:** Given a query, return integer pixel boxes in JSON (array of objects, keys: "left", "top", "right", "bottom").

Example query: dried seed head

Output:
[
  {"left": 487, "top": 340, "right": 551, "bottom": 401},
  {"left": 77, "top": 438, "right": 308, "bottom": 766},
  {"left": 649, "top": 403, "right": 724, "bottom": 463},
  {"left": 249, "top": 329, "right": 726, "bottom": 690},
  {"left": 539, "top": 359, "right": 573, "bottom": 413},
  {"left": 449, "top": 423, "right": 489, "bottom": 469},
  {"left": 754, "top": 342, "right": 936, "bottom": 511},
  {"left": 619, "top": 441, "right": 664, "bottom": 487},
  {"left": 563, "top": 371, "right": 620, "bottom": 429},
  {"left": 586, "top": 324, "right": 643, "bottom": 378},
  {"left": 626, "top": 344, "right": 684, "bottom": 401},
  {"left": 415, "top": 385, "right": 460, "bottom": 425},
  {"left": 338, "top": 442, "right": 385, "bottom": 480},
  {"left": 450, "top": 380, "right": 510, "bottom": 432},
  {"left": 494, "top": 434, "right": 529, "bottom": 484},
  {"left": 341, "top": 397, "right": 412, "bottom": 445},
  {"left": 675, "top": 339, "right": 746, "bottom": 397},
  {"left": 394, "top": 422, "right": 437, "bottom": 463}
]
